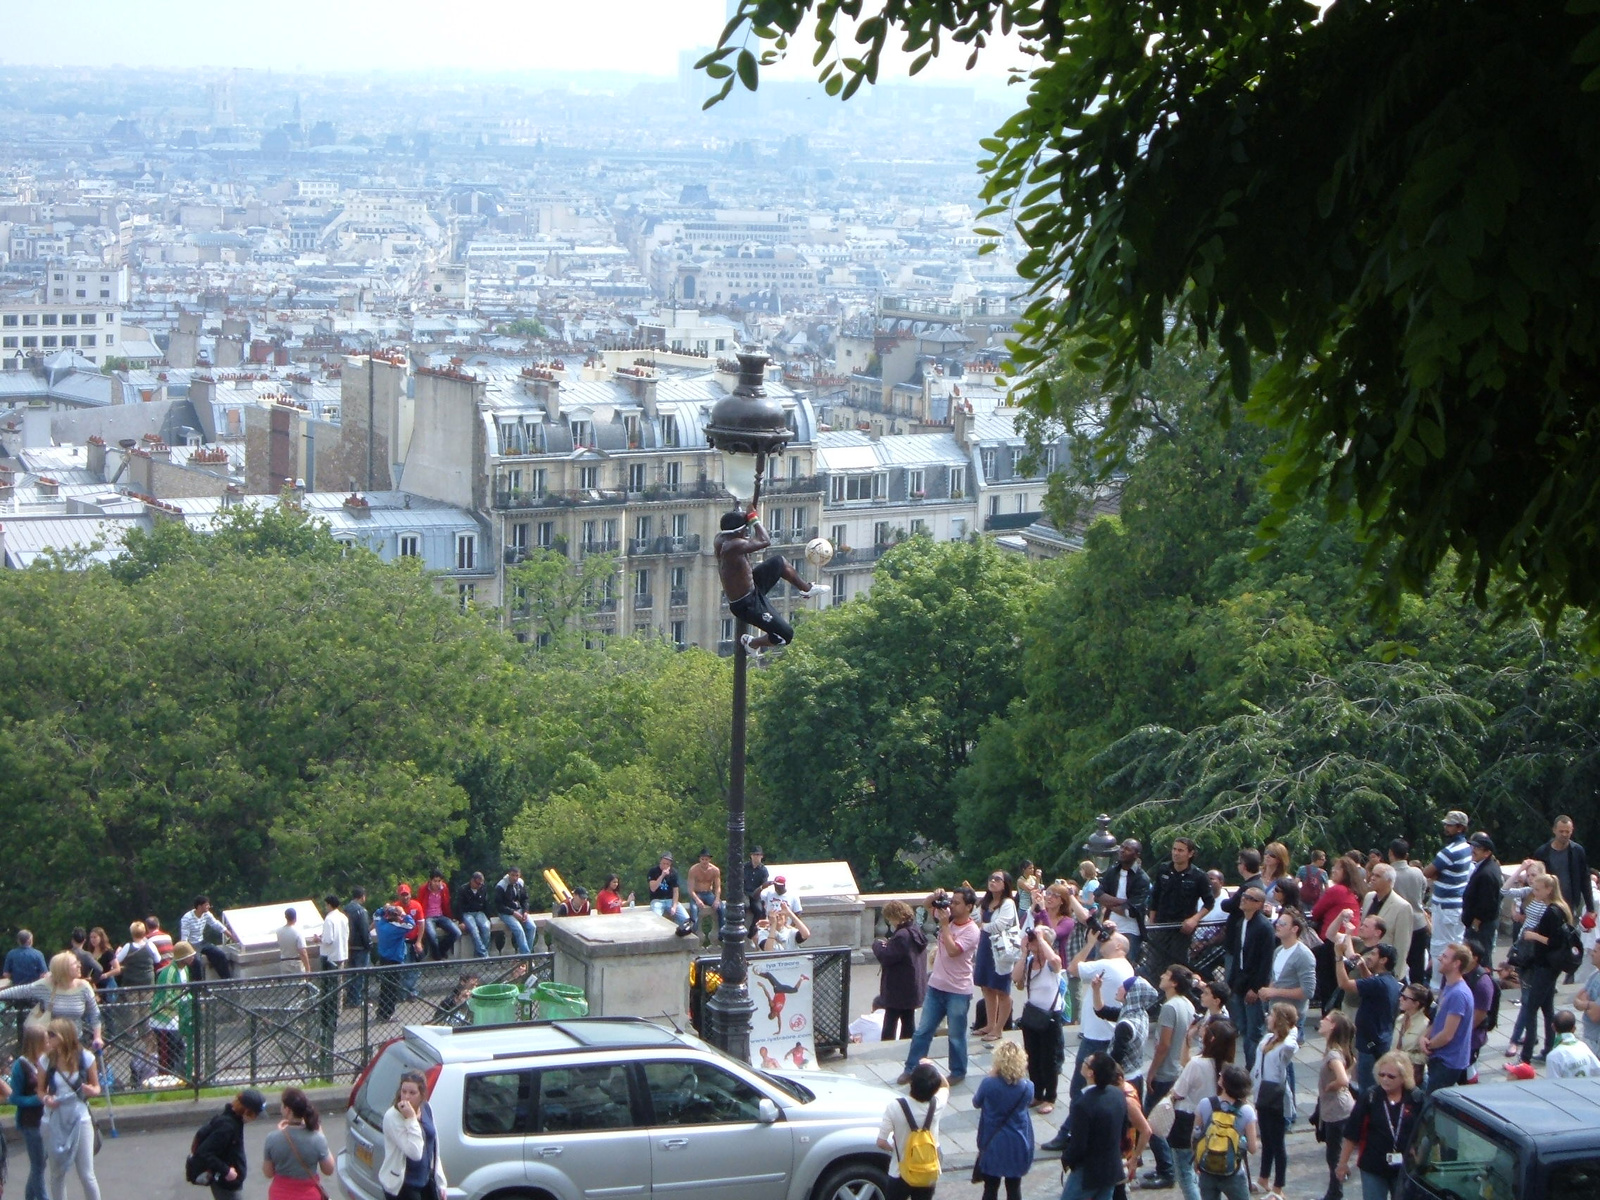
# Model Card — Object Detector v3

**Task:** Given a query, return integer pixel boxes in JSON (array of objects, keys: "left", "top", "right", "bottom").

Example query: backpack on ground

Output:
[
  {"left": 1556, "top": 921, "right": 1585, "bottom": 975},
  {"left": 185, "top": 1113, "right": 229, "bottom": 1186},
  {"left": 1195, "top": 1102, "right": 1244, "bottom": 1177},
  {"left": 896, "top": 1098, "right": 941, "bottom": 1187}
]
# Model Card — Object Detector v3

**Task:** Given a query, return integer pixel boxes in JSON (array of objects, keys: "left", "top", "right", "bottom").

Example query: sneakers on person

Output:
[
  {"left": 740, "top": 633, "right": 765, "bottom": 657},
  {"left": 894, "top": 1071, "right": 913, "bottom": 1086},
  {"left": 1137, "top": 1177, "right": 1174, "bottom": 1191},
  {"left": 804, "top": 583, "right": 831, "bottom": 599},
  {"left": 946, "top": 1074, "right": 965, "bottom": 1087}
]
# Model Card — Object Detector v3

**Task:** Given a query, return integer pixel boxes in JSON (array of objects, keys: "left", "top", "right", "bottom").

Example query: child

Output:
[{"left": 877, "top": 1059, "right": 948, "bottom": 1200}]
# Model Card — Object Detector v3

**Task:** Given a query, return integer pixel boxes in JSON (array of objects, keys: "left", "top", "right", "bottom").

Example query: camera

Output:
[
  {"left": 930, "top": 891, "right": 951, "bottom": 910},
  {"left": 1096, "top": 926, "right": 1113, "bottom": 943}
]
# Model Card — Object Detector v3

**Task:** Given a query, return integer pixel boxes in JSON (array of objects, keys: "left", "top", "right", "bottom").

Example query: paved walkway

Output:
[{"left": 817, "top": 971, "right": 1588, "bottom": 1200}]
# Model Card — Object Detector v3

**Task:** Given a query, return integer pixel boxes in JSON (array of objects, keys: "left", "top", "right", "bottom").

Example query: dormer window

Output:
[
  {"left": 662, "top": 415, "right": 679, "bottom": 448},
  {"left": 571, "top": 419, "right": 592, "bottom": 448}
]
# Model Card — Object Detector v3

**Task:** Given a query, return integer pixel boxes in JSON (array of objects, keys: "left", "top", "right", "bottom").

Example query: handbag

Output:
[
  {"left": 1507, "top": 939, "right": 1536, "bottom": 969},
  {"left": 1019, "top": 1001, "right": 1056, "bottom": 1033},
  {"left": 1149, "top": 1093, "right": 1176, "bottom": 1139},
  {"left": 1167, "top": 1108, "right": 1196, "bottom": 1150},
  {"left": 990, "top": 920, "right": 1023, "bottom": 970}
]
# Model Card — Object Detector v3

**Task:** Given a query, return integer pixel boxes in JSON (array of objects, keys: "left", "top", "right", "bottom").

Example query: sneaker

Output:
[
  {"left": 894, "top": 1072, "right": 913, "bottom": 1086},
  {"left": 804, "top": 583, "right": 832, "bottom": 599},
  {"left": 1140, "top": 1170, "right": 1170, "bottom": 1184},
  {"left": 946, "top": 1074, "right": 965, "bottom": 1087},
  {"left": 1137, "top": 1178, "right": 1175, "bottom": 1191},
  {"left": 740, "top": 633, "right": 765, "bottom": 657}
]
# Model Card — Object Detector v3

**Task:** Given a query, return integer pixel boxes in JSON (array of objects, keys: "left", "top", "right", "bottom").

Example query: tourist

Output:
[
  {"left": 1097, "top": 839, "right": 1151, "bottom": 966},
  {"left": 1544, "top": 1011, "right": 1600, "bottom": 1078},
  {"left": 1193, "top": 980, "right": 1236, "bottom": 1063},
  {"left": 416, "top": 870, "right": 459, "bottom": 961},
  {"left": 151, "top": 941, "right": 196, "bottom": 1075},
  {"left": 596, "top": 874, "right": 632, "bottom": 914},
  {"left": 1315, "top": 1011, "right": 1358, "bottom": 1200},
  {"left": 872, "top": 900, "right": 929, "bottom": 1043},
  {"left": 1461, "top": 834, "right": 1504, "bottom": 967},
  {"left": 374, "top": 901, "right": 414, "bottom": 1022},
  {"left": 262, "top": 1087, "right": 334, "bottom": 1200},
  {"left": 647, "top": 853, "right": 695, "bottom": 936},
  {"left": 0, "top": 951, "right": 102, "bottom": 1049},
  {"left": 2, "top": 931, "right": 48, "bottom": 987},
  {"left": 85, "top": 928, "right": 117, "bottom": 995},
  {"left": 179, "top": 896, "right": 237, "bottom": 982},
  {"left": 1336, "top": 1051, "right": 1424, "bottom": 1200},
  {"left": 1059, "top": 1052, "right": 1128, "bottom": 1200},
  {"left": 1258, "top": 907, "right": 1317, "bottom": 1026},
  {"left": 41, "top": 1018, "right": 100, "bottom": 1200},
  {"left": 379, "top": 1069, "right": 448, "bottom": 1200},
  {"left": 743, "top": 846, "right": 771, "bottom": 940},
  {"left": 493, "top": 867, "right": 537, "bottom": 954},
  {"left": 455, "top": 872, "right": 492, "bottom": 957},
  {"left": 1534, "top": 816, "right": 1595, "bottom": 983},
  {"left": 189, "top": 1087, "right": 266, "bottom": 1198},
  {"left": 114, "top": 921, "right": 159, "bottom": 994},
  {"left": 1424, "top": 813, "right": 1473, "bottom": 988},
  {"left": 1312, "top": 858, "right": 1363, "bottom": 1009},
  {"left": 1516, "top": 872, "right": 1572, "bottom": 1066},
  {"left": 8, "top": 1024, "right": 47, "bottom": 1200},
  {"left": 876, "top": 1059, "right": 947, "bottom": 1200},
  {"left": 275, "top": 908, "right": 310, "bottom": 975},
  {"left": 898, "top": 885, "right": 980, "bottom": 1088},
  {"left": 1331, "top": 930, "right": 1401, "bottom": 1093},
  {"left": 1224, "top": 885, "right": 1274, "bottom": 1068},
  {"left": 1193, "top": 1065, "right": 1261, "bottom": 1200},
  {"left": 1386, "top": 840, "right": 1430, "bottom": 985},
  {"left": 1147, "top": 837, "right": 1213, "bottom": 976},
  {"left": 1573, "top": 941, "right": 1600, "bottom": 1055},
  {"left": 342, "top": 889, "right": 372, "bottom": 1008},
  {"left": 1420, "top": 944, "right": 1474, "bottom": 1091},
  {"left": 1062, "top": 928, "right": 1135, "bottom": 1109},
  {"left": 1011, "top": 923, "right": 1063, "bottom": 1114},
  {"left": 971, "top": 1041, "right": 1034, "bottom": 1200},
  {"left": 758, "top": 902, "right": 811, "bottom": 951},
  {"left": 1168, "top": 1020, "right": 1239, "bottom": 1200},
  {"left": 146, "top": 915, "right": 174, "bottom": 969},
  {"left": 1260, "top": 843, "right": 1292, "bottom": 905},
  {"left": 1298, "top": 850, "right": 1329, "bottom": 909},
  {"left": 1360, "top": 864, "right": 1415, "bottom": 983},
  {"left": 687, "top": 849, "right": 723, "bottom": 936},
  {"left": 1251, "top": 1002, "right": 1298, "bottom": 1200},
  {"left": 1140, "top": 963, "right": 1199, "bottom": 1190},
  {"left": 1391, "top": 983, "right": 1431, "bottom": 1077},
  {"left": 974, "top": 870, "right": 1020, "bottom": 1042}
]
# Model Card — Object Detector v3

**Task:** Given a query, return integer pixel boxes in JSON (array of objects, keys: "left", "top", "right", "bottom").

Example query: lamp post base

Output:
[{"left": 704, "top": 976, "right": 757, "bottom": 1062}]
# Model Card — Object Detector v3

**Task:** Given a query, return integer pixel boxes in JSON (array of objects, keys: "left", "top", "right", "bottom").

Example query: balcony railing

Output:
[
  {"left": 824, "top": 545, "right": 889, "bottom": 568},
  {"left": 592, "top": 598, "right": 617, "bottom": 613},
  {"left": 579, "top": 539, "right": 620, "bottom": 556},
  {"left": 627, "top": 534, "right": 703, "bottom": 556},
  {"left": 765, "top": 475, "right": 823, "bottom": 495},
  {"left": 634, "top": 593, "right": 653, "bottom": 610},
  {"left": 669, "top": 589, "right": 689, "bottom": 607},
  {"left": 984, "top": 511, "right": 1043, "bottom": 532},
  {"left": 773, "top": 525, "right": 820, "bottom": 547}
]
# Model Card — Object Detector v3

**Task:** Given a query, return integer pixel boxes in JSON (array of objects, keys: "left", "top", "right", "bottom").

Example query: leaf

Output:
[{"left": 737, "top": 49, "right": 759, "bottom": 91}]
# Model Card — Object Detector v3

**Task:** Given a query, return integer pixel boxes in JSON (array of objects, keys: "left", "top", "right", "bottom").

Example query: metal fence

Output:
[
  {"left": 688, "top": 947, "right": 853, "bottom": 1060},
  {"left": 1139, "top": 919, "right": 1229, "bottom": 985},
  {"left": 7, "top": 953, "right": 554, "bottom": 1100}
]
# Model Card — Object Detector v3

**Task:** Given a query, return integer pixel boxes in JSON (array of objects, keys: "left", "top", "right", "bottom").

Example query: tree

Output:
[
  {"left": 508, "top": 549, "right": 617, "bottom": 649},
  {"left": 703, "top": 1, "right": 1600, "bottom": 635},
  {"left": 499, "top": 318, "right": 551, "bottom": 340},
  {"left": 749, "top": 535, "right": 1040, "bottom": 884}
]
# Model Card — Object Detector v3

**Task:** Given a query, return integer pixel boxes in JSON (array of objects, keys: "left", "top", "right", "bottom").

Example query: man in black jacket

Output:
[
  {"left": 743, "top": 845, "right": 771, "bottom": 939},
  {"left": 1097, "top": 839, "right": 1152, "bottom": 966},
  {"left": 342, "top": 888, "right": 371, "bottom": 1009},
  {"left": 1061, "top": 1052, "right": 1130, "bottom": 1200},
  {"left": 1461, "top": 833, "right": 1505, "bottom": 966},
  {"left": 1534, "top": 815, "right": 1594, "bottom": 981},
  {"left": 1145, "top": 836, "right": 1213, "bottom": 979},
  {"left": 1225, "top": 884, "right": 1275, "bottom": 1070},
  {"left": 190, "top": 1088, "right": 264, "bottom": 1197}
]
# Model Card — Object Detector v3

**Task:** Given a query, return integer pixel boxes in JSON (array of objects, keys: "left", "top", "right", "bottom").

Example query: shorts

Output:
[{"left": 729, "top": 556, "right": 794, "bottom": 645}]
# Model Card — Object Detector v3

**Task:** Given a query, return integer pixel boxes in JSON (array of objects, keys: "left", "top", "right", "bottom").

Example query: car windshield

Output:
[
  {"left": 1407, "top": 1106, "right": 1521, "bottom": 1200},
  {"left": 759, "top": 1071, "right": 814, "bottom": 1102}
]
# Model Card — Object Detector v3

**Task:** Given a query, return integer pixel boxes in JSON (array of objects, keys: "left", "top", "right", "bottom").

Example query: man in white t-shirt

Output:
[
  {"left": 1053, "top": 927, "right": 1135, "bottom": 1131},
  {"left": 877, "top": 1059, "right": 949, "bottom": 1190}
]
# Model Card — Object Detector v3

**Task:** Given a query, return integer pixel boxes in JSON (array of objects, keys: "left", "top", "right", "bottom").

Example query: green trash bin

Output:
[
  {"left": 532, "top": 981, "right": 589, "bottom": 1019},
  {"left": 468, "top": 982, "right": 522, "bottom": 1026}
]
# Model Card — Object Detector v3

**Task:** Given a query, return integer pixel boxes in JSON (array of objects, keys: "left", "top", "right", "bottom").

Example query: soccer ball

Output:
[{"left": 804, "top": 537, "right": 834, "bottom": 566}]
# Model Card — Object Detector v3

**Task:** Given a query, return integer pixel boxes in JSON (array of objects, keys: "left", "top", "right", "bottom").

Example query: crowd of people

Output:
[{"left": 871, "top": 812, "right": 1600, "bottom": 1200}]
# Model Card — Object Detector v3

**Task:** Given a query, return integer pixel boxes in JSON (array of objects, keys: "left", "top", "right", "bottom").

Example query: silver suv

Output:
[{"left": 335, "top": 1017, "right": 897, "bottom": 1200}]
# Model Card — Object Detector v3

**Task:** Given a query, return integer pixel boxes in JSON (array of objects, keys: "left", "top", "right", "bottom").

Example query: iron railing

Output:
[
  {"left": 9, "top": 953, "right": 554, "bottom": 1100},
  {"left": 688, "top": 946, "right": 852, "bottom": 1060}
]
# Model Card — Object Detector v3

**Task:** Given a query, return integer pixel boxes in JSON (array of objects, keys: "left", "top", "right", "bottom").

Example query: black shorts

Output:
[{"left": 729, "top": 556, "right": 794, "bottom": 645}]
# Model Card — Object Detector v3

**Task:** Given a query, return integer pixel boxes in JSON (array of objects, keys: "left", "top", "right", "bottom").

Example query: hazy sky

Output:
[{"left": 0, "top": 0, "right": 1024, "bottom": 84}]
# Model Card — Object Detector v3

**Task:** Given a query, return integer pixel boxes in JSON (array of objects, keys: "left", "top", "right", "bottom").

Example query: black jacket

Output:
[
  {"left": 1228, "top": 912, "right": 1275, "bottom": 993},
  {"left": 872, "top": 921, "right": 930, "bottom": 1011},
  {"left": 193, "top": 1105, "right": 248, "bottom": 1191},
  {"left": 743, "top": 860, "right": 770, "bottom": 899},
  {"left": 494, "top": 874, "right": 530, "bottom": 916},
  {"left": 1098, "top": 861, "right": 1152, "bottom": 934},
  {"left": 1149, "top": 861, "right": 1213, "bottom": 925},
  {"left": 1062, "top": 1083, "right": 1130, "bottom": 1189},
  {"left": 457, "top": 882, "right": 490, "bottom": 915},
  {"left": 342, "top": 901, "right": 371, "bottom": 952},
  {"left": 1462, "top": 858, "right": 1504, "bottom": 933},
  {"left": 1533, "top": 840, "right": 1595, "bottom": 917},
  {"left": 1530, "top": 904, "right": 1570, "bottom": 971}
]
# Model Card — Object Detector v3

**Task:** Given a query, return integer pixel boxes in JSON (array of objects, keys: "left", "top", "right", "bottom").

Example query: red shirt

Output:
[
  {"left": 1312, "top": 883, "right": 1359, "bottom": 938},
  {"left": 400, "top": 898, "right": 425, "bottom": 942},
  {"left": 597, "top": 890, "right": 624, "bottom": 914}
]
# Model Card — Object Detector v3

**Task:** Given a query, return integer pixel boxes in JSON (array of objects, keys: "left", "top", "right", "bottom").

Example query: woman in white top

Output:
[
  {"left": 875, "top": 1059, "right": 948, "bottom": 1199},
  {"left": 974, "top": 870, "right": 1020, "bottom": 1041},
  {"left": 379, "top": 1069, "right": 448, "bottom": 1200},
  {"left": 0, "top": 951, "right": 103, "bottom": 1050},
  {"left": 1168, "top": 1020, "right": 1240, "bottom": 1200},
  {"left": 1011, "top": 923, "right": 1064, "bottom": 1113},
  {"left": 41, "top": 1017, "right": 101, "bottom": 1200}
]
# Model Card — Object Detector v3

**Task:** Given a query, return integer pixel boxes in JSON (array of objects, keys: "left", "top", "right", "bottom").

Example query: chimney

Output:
[
  {"left": 21, "top": 402, "right": 50, "bottom": 450},
  {"left": 953, "top": 401, "right": 975, "bottom": 446},
  {"left": 86, "top": 435, "right": 106, "bottom": 481}
]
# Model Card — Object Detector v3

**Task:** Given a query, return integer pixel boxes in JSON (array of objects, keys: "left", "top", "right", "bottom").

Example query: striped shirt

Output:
[
  {"left": 1431, "top": 836, "right": 1473, "bottom": 910},
  {"left": 0, "top": 978, "right": 100, "bottom": 1036}
]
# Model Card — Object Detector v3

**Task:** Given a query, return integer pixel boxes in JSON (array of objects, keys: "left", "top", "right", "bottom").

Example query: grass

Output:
[{"left": 0, "top": 1079, "right": 342, "bottom": 1114}]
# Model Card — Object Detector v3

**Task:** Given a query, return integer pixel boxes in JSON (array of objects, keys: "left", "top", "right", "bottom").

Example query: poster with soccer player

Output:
[{"left": 749, "top": 955, "right": 817, "bottom": 1069}]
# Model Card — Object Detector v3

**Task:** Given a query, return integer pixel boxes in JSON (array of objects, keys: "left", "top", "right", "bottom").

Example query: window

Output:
[
  {"left": 62, "top": 335, "right": 76, "bottom": 347},
  {"left": 911, "top": 518, "right": 926, "bottom": 536},
  {"left": 101, "top": 275, "right": 109, "bottom": 283},
  {"left": 42, "top": 336, "right": 56, "bottom": 348},
  {"left": 641, "top": 1061, "right": 766, "bottom": 1126},
  {"left": 831, "top": 523, "right": 847, "bottom": 549},
  {"left": 722, "top": 617, "right": 734, "bottom": 643},
  {"left": 61, "top": 314, "right": 76, "bottom": 326},
  {"left": 105, "top": 333, "right": 114, "bottom": 343},
  {"left": 398, "top": 534, "right": 420, "bottom": 558},
  {"left": 42, "top": 314, "right": 57, "bottom": 326},
  {"left": 0, "top": 316, "right": 14, "bottom": 326},
  {"left": 76, "top": 275, "right": 85, "bottom": 283},
  {"left": 570, "top": 419, "right": 592, "bottom": 448},
  {"left": 534, "top": 1065, "right": 636, "bottom": 1132},
  {"left": 21, "top": 315, "right": 36, "bottom": 326},
  {"left": 874, "top": 521, "right": 890, "bottom": 546},
  {"left": 635, "top": 515, "right": 652, "bottom": 542},
  {"left": 455, "top": 533, "right": 476, "bottom": 570},
  {"left": 458, "top": 583, "right": 475, "bottom": 611},
  {"left": 989, "top": 496, "right": 1001, "bottom": 517},
  {"left": 662, "top": 416, "right": 679, "bottom": 448},
  {"left": 529, "top": 468, "right": 546, "bottom": 496},
  {"left": 580, "top": 466, "right": 599, "bottom": 490},
  {"left": 981, "top": 448, "right": 998, "bottom": 480},
  {"left": 1547, "top": 1162, "right": 1600, "bottom": 1193},
  {"left": 463, "top": 1071, "right": 534, "bottom": 1137},
  {"left": 628, "top": 462, "right": 647, "bottom": 493},
  {"left": 951, "top": 517, "right": 968, "bottom": 541},
  {"left": 1, "top": 337, "right": 14, "bottom": 349},
  {"left": 76, "top": 290, "right": 85, "bottom": 299},
  {"left": 792, "top": 507, "right": 807, "bottom": 538},
  {"left": 82, "top": 335, "right": 95, "bottom": 347},
  {"left": 624, "top": 414, "right": 640, "bottom": 445},
  {"left": 1406, "top": 1108, "right": 1519, "bottom": 1200},
  {"left": 505, "top": 468, "right": 522, "bottom": 494},
  {"left": 767, "top": 507, "right": 784, "bottom": 535},
  {"left": 831, "top": 474, "right": 884, "bottom": 502},
  {"left": 789, "top": 455, "right": 800, "bottom": 480},
  {"left": 671, "top": 566, "right": 686, "bottom": 591},
  {"left": 21, "top": 336, "right": 36, "bottom": 348},
  {"left": 582, "top": 519, "right": 597, "bottom": 548},
  {"left": 671, "top": 513, "right": 687, "bottom": 540},
  {"left": 908, "top": 469, "right": 924, "bottom": 497},
  {"left": 635, "top": 569, "right": 650, "bottom": 596},
  {"left": 662, "top": 461, "right": 680, "bottom": 492},
  {"left": 536, "top": 522, "right": 554, "bottom": 548},
  {"left": 511, "top": 523, "right": 529, "bottom": 550},
  {"left": 1017, "top": 494, "right": 1028, "bottom": 513},
  {"left": 671, "top": 621, "right": 686, "bottom": 648},
  {"left": 601, "top": 518, "right": 618, "bottom": 545},
  {"left": 833, "top": 587, "right": 845, "bottom": 607},
  {"left": 80, "top": 314, "right": 95, "bottom": 326},
  {"left": 99, "top": 290, "right": 109, "bottom": 299},
  {"left": 948, "top": 466, "right": 966, "bottom": 498}
]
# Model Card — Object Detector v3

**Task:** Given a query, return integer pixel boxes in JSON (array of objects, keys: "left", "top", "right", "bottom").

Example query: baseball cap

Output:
[
  {"left": 1505, "top": 1062, "right": 1536, "bottom": 1081},
  {"left": 774, "top": 876, "right": 787, "bottom": 886},
  {"left": 396, "top": 883, "right": 412, "bottom": 897},
  {"left": 573, "top": 886, "right": 588, "bottom": 897},
  {"left": 750, "top": 846, "right": 764, "bottom": 855},
  {"left": 238, "top": 1088, "right": 267, "bottom": 1114},
  {"left": 1443, "top": 810, "right": 1470, "bottom": 827},
  {"left": 1470, "top": 833, "right": 1495, "bottom": 852}
]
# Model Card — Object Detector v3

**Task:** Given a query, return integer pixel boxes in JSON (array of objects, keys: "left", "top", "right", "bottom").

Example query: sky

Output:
[{"left": 0, "top": 0, "right": 1026, "bottom": 86}]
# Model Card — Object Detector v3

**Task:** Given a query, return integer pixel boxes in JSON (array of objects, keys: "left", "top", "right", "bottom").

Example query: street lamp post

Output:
[
  {"left": 1084, "top": 813, "right": 1119, "bottom": 875},
  {"left": 702, "top": 349, "right": 794, "bottom": 1061}
]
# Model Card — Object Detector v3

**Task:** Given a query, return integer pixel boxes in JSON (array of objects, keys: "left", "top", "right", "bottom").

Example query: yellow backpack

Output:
[{"left": 897, "top": 1098, "right": 941, "bottom": 1187}]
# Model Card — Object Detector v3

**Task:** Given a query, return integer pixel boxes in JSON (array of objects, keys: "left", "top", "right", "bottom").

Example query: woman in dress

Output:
[
  {"left": 40, "top": 1018, "right": 100, "bottom": 1200},
  {"left": 262, "top": 1087, "right": 334, "bottom": 1200},
  {"left": 379, "top": 1069, "right": 448, "bottom": 1200},
  {"left": 872, "top": 900, "right": 929, "bottom": 1042},
  {"left": 973, "top": 870, "right": 1019, "bottom": 1042},
  {"left": 971, "top": 1041, "right": 1034, "bottom": 1200}
]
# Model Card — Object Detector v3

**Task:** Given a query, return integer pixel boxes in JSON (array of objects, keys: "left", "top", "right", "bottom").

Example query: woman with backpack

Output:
[
  {"left": 1251, "top": 1002, "right": 1299, "bottom": 1200},
  {"left": 1168, "top": 1020, "right": 1239, "bottom": 1200},
  {"left": 9, "top": 1024, "right": 48, "bottom": 1200},
  {"left": 1192, "top": 1064, "right": 1262, "bottom": 1200},
  {"left": 1334, "top": 1050, "right": 1424, "bottom": 1200},
  {"left": 876, "top": 1059, "right": 948, "bottom": 1199},
  {"left": 1516, "top": 871, "right": 1575, "bottom": 1066},
  {"left": 40, "top": 1017, "right": 101, "bottom": 1200},
  {"left": 1315, "top": 1011, "right": 1358, "bottom": 1200},
  {"left": 971, "top": 1040, "right": 1034, "bottom": 1200}
]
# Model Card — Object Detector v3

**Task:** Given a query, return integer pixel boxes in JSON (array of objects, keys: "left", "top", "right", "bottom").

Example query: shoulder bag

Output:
[
  {"left": 1017, "top": 959, "right": 1061, "bottom": 1033},
  {"left": 973, "top": 1087, "right": 1030, "bottom": 1182}
]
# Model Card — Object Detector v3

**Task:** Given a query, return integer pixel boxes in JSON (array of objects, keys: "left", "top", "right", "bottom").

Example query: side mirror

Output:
[{"left": 757, "top": 1098, "right": 781, "bottom": 1124}]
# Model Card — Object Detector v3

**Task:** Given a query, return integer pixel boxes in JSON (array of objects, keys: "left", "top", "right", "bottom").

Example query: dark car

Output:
[{"left": 1403, "top": 1078, "right": 1600, "bottom": 1200}]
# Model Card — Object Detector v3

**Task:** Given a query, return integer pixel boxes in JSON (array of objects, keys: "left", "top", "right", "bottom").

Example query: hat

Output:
[
  {"left": 1505, "top": 1062, "right": 1536, "bottom": 1081},
  {"left": 238, "top": 1088, "right": 267, "bottom": 1114},
  {"left": 397, "top": 883, "right": 412, "bottom": 897},
  {"left": 774, "top": 876, "right": 787, "bottom": 886},
  {"left": 660, "top": 852, "right": 674, "bottom": 862},
  {"left": 750, "top": 846, "right": 764, "bottom": 855},
  {"left": 1470, "top": 833, "right": 1496, "bottom": 852},
  {"left": 1443, "top": 810, "right": 1470, "bottom": 827},
  {"left": 573, "top": 886, "right": 588, "bottom": 897},
  {"left": 170, "top": 940, "right": 197, "bottom": 966}
]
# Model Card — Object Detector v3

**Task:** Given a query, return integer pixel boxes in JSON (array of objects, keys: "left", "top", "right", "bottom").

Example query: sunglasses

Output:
[{"left": 1376, "top": 1071, "right": 1402, "bottom": 1079}]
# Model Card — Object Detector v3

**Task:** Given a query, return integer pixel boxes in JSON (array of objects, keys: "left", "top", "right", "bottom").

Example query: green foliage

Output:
[
  {"left": 498, "top": 318, "right": 551, "bottom": 339},
  {"left": 705, "top": 0, "right": 1600, "bottom": 638},
  {"left": 110, "top": 496, "right": 344, "bottom": 583},
  {"left": 749, "top": 535, "right": 1041, "bottom": 885},
  {"left": 508, "top": 549, "right": 617, "bottom": 650}
]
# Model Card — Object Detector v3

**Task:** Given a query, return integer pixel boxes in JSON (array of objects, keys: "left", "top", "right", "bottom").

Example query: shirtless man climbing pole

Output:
[{"left": 714, "top": 509, "right": 828, "bottom": 655}]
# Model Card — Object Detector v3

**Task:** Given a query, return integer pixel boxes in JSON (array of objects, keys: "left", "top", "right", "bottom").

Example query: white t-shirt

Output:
[
  {"left": 1171, "top": 1054, "right": 1222, "bottom": 1112},
  {"left": 1109, "top": 871, "right": 1138, "bottom": 935},
  {"left": 1019, "top": 954, "right": 1062, "bottom": 1010},
  {"left": 276, "top": 924, "right": 307, "bottom": 962},
  {"left": 319, "top": 907, "right": 350, "bottom": 964},
  {"left": 1078, "top": 957, "right": 1136, "bottom": 1041},
  {"left": 879, "top": 1089, "right": 948, "bottom": 1180}
]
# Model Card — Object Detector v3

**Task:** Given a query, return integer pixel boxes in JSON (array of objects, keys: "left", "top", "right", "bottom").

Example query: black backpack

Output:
[
  {"left": 1555, "top": 920, "right": 1586, "bottom": 975},
  {"left": 1471, "top": 966, "right": 1503, "bottom": 1032},
  {"left": 185, "top": 1112, "right": 231, "bottom": 1186}
]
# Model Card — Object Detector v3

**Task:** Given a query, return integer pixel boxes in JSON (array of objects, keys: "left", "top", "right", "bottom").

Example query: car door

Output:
[
  {"left": 524, "top": 1062, "right": 652, "bottom": 1199},
  {"left": 640, "top": 1059, "right": 794, "bottom": 1199}
]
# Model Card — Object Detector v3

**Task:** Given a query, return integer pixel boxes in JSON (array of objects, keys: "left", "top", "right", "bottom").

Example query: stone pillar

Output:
[{"left": 545, "top": 910, "right": 702, "bottom": 1028}]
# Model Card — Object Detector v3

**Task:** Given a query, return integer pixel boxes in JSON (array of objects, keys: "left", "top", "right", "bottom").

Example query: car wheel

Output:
[{"left": 813, "top": 1160, "right": 892, "bottom": 1200}]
